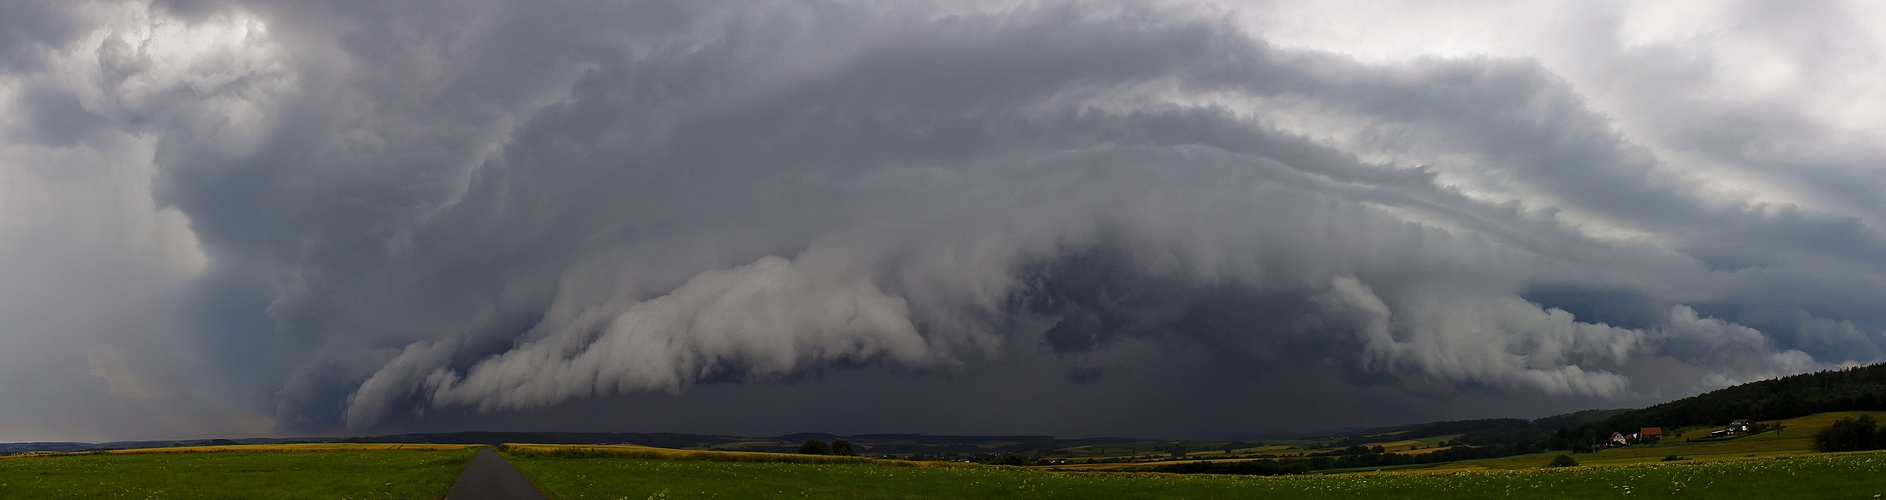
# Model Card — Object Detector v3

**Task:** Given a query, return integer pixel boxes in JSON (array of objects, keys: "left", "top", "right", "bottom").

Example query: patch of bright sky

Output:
[
  {"left": 1214, "top": 0, "right": 1886, "bottom": 237},
  {"left": 0, "top": 3, "right": 300, "bottom": 442}
]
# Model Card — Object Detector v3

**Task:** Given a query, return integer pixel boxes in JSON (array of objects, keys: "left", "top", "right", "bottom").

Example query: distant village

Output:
[{"left": 1607, "top": 419, "right": 1755, "bottom": 447}]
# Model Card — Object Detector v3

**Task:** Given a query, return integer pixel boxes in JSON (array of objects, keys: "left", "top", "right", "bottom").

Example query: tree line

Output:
[
  {"left": 797, "top": 438, "right": 858, "bottom": 456},
  {"left": 1814, "top": 414, "right": 1886, "bottom": 452}
]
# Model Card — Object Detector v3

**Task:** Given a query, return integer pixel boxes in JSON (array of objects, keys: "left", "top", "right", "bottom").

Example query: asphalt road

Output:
[{"left": 444, "top": 448, "right": 548, "bottom": 500}]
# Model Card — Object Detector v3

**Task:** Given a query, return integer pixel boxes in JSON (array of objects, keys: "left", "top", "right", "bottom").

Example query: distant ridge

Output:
[
  {"left": 341, "top": 431, "right": 742, "bottom": 449},
  {"left": 0, "top": 437, "right": 311, "bottom": 455},
  {"left": 0, "top": 432, "right": 1144, "bottom": 456},
  {"left": 1298, "top": 408, "right": 1631, "bottom": 444}
]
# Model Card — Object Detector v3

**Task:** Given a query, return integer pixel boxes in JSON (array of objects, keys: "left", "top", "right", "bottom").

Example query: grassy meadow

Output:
[
  {"left": 497, "top": 410, "right": 1886, "bottom": 498},
  {"left": 505, "top": 450, "right": 1886, "bottom": 499},
  {"left": 1422, "top": 411, "right": 1886, "bottom": 471},
  {"left": 0, "top": 446, "right": 476, "bottom": 499},
  {"left": 1044, "top": 411, "right": 1886, "bottom": 473},
  {"left": 7, "top": 441, "right": 1883, "bottom": 499},
  {"left": 5, "top": 410, "right": 1886, "bottom": 499}
]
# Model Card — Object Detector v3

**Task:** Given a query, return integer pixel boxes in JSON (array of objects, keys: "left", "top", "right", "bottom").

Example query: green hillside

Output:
[{"left": 1549, "top": 363, "right": 1886, "bottom": 451}]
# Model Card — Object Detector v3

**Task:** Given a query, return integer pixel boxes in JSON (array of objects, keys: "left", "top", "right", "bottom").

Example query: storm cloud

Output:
[{"left": 3, "top": 0, "right": 1885, "bottom": 440}]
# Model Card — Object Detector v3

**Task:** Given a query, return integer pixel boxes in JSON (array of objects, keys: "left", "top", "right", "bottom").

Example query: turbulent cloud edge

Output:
[
  {"left": 318, "top": 1, "right": 1869, "bottom": 430},
  {"left": 4, "top": 0, "right": 1879, "bottom": 438}
]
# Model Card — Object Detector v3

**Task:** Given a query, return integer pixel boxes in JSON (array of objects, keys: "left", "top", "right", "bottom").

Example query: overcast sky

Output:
[{"left": 3, "top": 0, "right": 1885, "bottom": 442}]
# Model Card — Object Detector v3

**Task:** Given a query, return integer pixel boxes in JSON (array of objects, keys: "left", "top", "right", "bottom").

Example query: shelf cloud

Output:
[{"left": 2, "top": 0, "right": 1884, "bottom": 440}]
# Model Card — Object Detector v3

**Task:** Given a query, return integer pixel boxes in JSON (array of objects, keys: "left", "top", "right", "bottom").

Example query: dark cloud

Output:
[
  {"left": 2, "top": 0, "right": 1884, "bottom": 441},
  {"left": 0, "top": 1, "right": 85, "bottom": 70},
  {"left": 17, "top": 85, "right": 108, "bottom": 145}
]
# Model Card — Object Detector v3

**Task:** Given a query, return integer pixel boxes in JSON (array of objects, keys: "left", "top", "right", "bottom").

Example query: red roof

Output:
[{"left": 1640, "top": 427, "right": 1663, "bottom": 436}]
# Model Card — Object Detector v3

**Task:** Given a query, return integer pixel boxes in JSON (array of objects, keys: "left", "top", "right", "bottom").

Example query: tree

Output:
[
  {"left": 1548, "top": 454, "right": 1580, "bottom": 467},
  {"left": 1813, "top": 415, "right": 1880, "bottom": 452},
  {"left": 831, "top": 438, "right": 856, "bottom": 456},
  {"left": 798, "top": 439, "right": 831, "bottom": 455}
]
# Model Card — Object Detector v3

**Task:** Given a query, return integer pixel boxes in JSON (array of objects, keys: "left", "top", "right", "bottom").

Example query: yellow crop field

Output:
[{"left": 1393, "top": 445, "right": 1460, "bottom": 456}]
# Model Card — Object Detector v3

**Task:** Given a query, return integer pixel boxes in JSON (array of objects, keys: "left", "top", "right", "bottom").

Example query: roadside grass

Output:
[
  {"left": 507, "top": 450, "right": 1886, "bottom": 499},
  {"left": 0, "top": 448, "right": 475, "bottom": 499}
]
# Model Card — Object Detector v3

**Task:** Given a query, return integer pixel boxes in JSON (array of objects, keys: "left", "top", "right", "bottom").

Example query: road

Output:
[{"left": 444, "top": 448, "right": 548, "bottom": 500}]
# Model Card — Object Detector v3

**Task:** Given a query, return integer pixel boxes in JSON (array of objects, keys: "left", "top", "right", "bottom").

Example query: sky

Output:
[{"left": 2, "top": 0, "right": 1885, "bottom": 443}]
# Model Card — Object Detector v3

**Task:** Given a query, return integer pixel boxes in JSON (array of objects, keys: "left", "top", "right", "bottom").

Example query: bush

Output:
[
  {"left": 1812, "top": 415, "right": 1881, "bottom": 452},
  {"left": 1661, "top": 455, "right": 1685, "bottom": 462},
  {"left": 831, "top": 439, "right": 856, "bottom": 456},
  {"left": 1547, "top": 454, "right": 1580, "bottom": 467},
  {"left": 798, "top": 439, "right": 830, "bottom": 455}
]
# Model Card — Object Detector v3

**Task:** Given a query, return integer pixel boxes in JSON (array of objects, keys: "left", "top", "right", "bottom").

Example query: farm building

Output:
[
  {"left": 1709, "top": 419, "right": 1755, "bottom": 437},
  {"left": 1639, "top": 427, "right": 1663, "bottom": 442}
]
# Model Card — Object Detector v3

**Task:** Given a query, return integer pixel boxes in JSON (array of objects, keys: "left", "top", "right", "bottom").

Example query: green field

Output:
[
  {"left": 506, "top": 450, "right": 1886, "bottom": 499},
  {"left": 1050, "top": 411, "right": 1886, "bottom": 473},
  {"left": 1430, "top": 411, "right": 1886, "bottom": 471},
  {"left": 5, "top": 409, "right": 1886, "bottom": 499},
  {"left": 2, "top": 441, "right": 1885, "bottom": 499},
  {"left": 0, "top": 449, "right": 475, "bottom": 499}
]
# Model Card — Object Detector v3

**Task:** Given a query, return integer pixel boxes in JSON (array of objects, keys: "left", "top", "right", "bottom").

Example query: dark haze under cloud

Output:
[{"left": 2, "top": 0, "right": 1885, "bottom": 441}]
